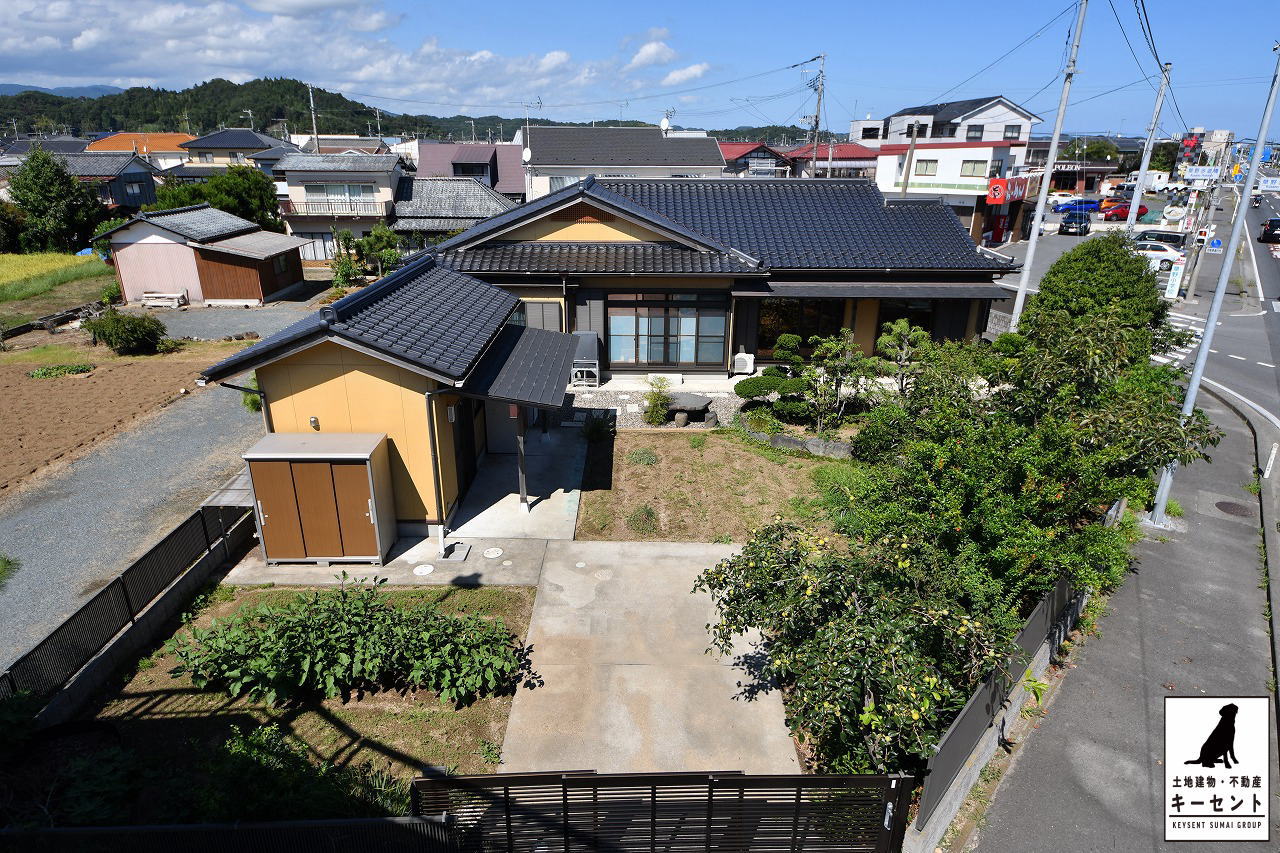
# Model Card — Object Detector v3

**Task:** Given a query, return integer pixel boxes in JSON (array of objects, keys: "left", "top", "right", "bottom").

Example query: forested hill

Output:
[{"left": 0, "top": 77, "right": 810, "bottom": 144}]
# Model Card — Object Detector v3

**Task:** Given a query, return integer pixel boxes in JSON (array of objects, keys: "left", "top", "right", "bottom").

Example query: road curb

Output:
[{"left": 1201, "top": 383, "right": 1280, "bottom": 715}]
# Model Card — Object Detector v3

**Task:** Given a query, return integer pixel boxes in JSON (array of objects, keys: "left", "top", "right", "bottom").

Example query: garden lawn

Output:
[
  {"left": 0, "top": 254, "right": 113, "bottom": 330},
  {"left": 4, "top": 584, "right": 536, "bottom": 828},
  {"left": 576, "top": 430, "right": 830, "bottom": 542}
]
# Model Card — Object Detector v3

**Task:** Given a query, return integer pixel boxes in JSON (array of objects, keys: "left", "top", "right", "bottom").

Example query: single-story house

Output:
[
  {"left": 719, "top": 142, "right": 793, "bottom": 178},
  {"left": 391, "top": 176, "right": 516, "bottom": 242},
  {"left": 200, "top": 255, "right": 578, "bottom": 552},
  {"left": 96, "top": 204, "right": 311, "bottom": 306},
  {"left": 434, "top": 177, "right": 1014, "bottom": 368}
]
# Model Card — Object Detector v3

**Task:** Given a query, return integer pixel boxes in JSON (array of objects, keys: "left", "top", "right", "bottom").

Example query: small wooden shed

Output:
[{"left": 244, "top": 433, "right": 396, "bottom": 565}]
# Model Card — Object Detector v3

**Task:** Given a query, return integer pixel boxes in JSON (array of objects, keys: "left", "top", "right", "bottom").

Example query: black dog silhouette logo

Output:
[{"left": 1184, "top": 703, "right": 1239, "bottom": 769}]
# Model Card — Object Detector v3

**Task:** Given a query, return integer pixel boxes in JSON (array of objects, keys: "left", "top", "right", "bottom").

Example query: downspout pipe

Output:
[{"left": 424, "top": 387, "right": 450, "bottom": 558}]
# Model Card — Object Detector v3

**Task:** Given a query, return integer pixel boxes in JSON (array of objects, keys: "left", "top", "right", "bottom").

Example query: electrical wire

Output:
[
  {"left": 1133, "top": 0, "right": 1192, "bottom": 131},
  {"left": 1106, "top": 0, "right": 1159, "bottom": 93}
]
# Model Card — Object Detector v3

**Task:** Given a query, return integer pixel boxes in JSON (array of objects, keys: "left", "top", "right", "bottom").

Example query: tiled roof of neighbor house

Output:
[
  {"left": 393, "top": 217, "right": 488, "bottom": 233},
  {"left": 48, "top": 151, "right": 158, "bottom": 177},
  {"left": 718, "top": 142, "right": 789, "bottom": 161},
  {"left": 597, "top": 178, "right": 1004, "bottom": 270},
  {"left": 889, "top": 96, "right": 1006, "bottom": 122},
  {"left": 414, "top": 143, "right": 525, "bottom": 196},
  {"left": 303, "top": 135, "right": 390, "bottom": 153},
  {"left": 493, "top": 144, "right": 524, "bottom": 195},
  {"left": 786, "top": 142, "right": 880, "bottom": 161},
  {"left": 194, "top": 230, "right": 312, "bottom": 260},
  {"left": 273, "top": 153, "right": 402, "bottom": 172},
  {"left": 247, "top": 144, "right": 301, "bottom": 161},
  {"left": 3, "top": 137, "right": 89, "bottom": 155},
  {"left": 202, "top": 254, "right": 522, "bottom": 384},
  {"left": 394, "top": 176, "right": 515, "bottom": 219},
  {"left": 451, "top": 146, "right": 497, "bottom": 164},
  {"left": 524, "top": 126, "right": 725, "bottom": 167},
  {"left": 442, "top": 242, "right": 763, "bottom": 275},
  {"left": 180, "top": 128, "right": 288, "bottom": 150},
  {"left": 95, "top": 203, "right": 259, "bottom": 243},
  {"left": 86, "top": 132, "right": 195, "bottom": 153},
  {"left": 463, "top": 323, "right": 577, "bottom": 408},
  {"left": 161, "top": 163, "right": 226, "bottom": 179}
]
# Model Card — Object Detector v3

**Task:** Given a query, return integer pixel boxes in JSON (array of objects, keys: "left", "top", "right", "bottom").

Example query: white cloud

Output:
[
  {"left": 240, "top": 0, "right": 348, "bottom": 13},
  {"left": 537, "top": 50, "right": 570, "bottom": 73},
  {"left": 661, "top": 62, "right": 709, "bottom": 86},
  {"left": 623, "top": 40, "right": 676, "bottom": 71}
]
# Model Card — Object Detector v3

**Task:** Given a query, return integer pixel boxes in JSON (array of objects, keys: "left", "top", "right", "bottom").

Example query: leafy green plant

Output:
[
  {"left": 329, "top": 254, "right": 361, "bottom": 289},
  {"left": 167, "top": 574, "right": 530, "bottom": 706},
  {"left": 743, "top": 407, "right": 784, "bottom": 435},
  {"left": 27, "top": 363, "right": 93, "bottom": 378},
  {"left": 627, "top": 447, "right": 658, "bottom": 466},
  {"left": 1020, "top": 668, "right": 1051, "bottom": 705},
  {"left": 734, "top": 375, "right": 781, "bottom": 400},
  {"left": 475, "top": 739, "right": 502, "bottom": 766},
  {"left": 689, "top": 434, "right": 707, "bottom": 451},
  {"left": 99, "top": 278, "right": 122, "bottom": 305},
  {"left": 642, "top": 376, "right": 671, "bottom": 426},
  {"left": 0, "top": 553, "right": 16, "bottom": 590},
  {"left": 1165, "top": 498, "right": 1183, "bottom": 518},
  {"left": 155, "top": 337, "right": 184, "bottom": 354},
  {"left": 626, "top": 504, "right": 659, "bottom": 536},
  {"left": 83, "top": 308, "right": 166, "bottom": 355},
  {"left": 241, "top": 373, "right": 263, "bottom": 413}
]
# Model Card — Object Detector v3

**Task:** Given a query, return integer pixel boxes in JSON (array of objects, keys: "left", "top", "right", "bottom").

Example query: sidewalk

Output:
[{"left": 970, "top": 395, "right": 1279, "bottom": 851}]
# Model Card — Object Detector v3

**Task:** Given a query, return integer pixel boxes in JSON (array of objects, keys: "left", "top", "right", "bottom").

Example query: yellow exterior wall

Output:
[
  {"left": 504, "top": 215, "right": 668, "bottom": 242},
  {"left": 853, "top": 298, "right": 881, "bottom": 356},
  {"left": 258, "top": 341, "right": 446, "bottom": 523},
  {"left": 433, "top": 393, "right": 459, "bottom": 519}
]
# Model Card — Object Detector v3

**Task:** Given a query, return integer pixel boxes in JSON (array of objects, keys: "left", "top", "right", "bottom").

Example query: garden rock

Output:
[
  {"left": 667, "top": 393, "right": 711, "bottom": 414},
  {"left": 674, "top": 412, "right": 689, "bottom": 428},
  {"left": 705, "top": 411, "right": 719, "bottom": 428}
]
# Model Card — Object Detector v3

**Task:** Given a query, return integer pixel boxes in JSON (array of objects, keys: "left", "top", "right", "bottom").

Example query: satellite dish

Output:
[
  {"left": 660, "top": 117, "right": 670, "bottom": 131},
  {"left": 521, "top": 147, "right": 532, "bottom": 163}
]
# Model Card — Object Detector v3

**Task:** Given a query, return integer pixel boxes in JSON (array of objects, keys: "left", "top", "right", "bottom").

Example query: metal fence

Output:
[
  {"left": 913, "top": 577, "right": 1081, "bottom": 826},
  {"left": 0, "top": 816, "right": 452, "bottom": 853},
  {"left": 0, "top": 506, "right": 252, "bottom": 701},
  {"left": 412, "top": 771, "right": 917, "bottom": 853}
]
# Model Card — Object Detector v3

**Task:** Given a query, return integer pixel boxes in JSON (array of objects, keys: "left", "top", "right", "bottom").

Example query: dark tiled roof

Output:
[
  {"left": 4, "top": 137, "right": 89, "bottom": 155},
  {"left": 181, "top": 128, "right": 288, "bottom": 150},
  {"left": 52, "top": 151, "right": 156, "bottom": 177},
  {"left": 394, "top": 176, "right": 515, "bottom": 219},
  {"left": 161, "top": 163, "right": 226, "bottom": 178},
  {"left": 889, "top": 96, "right": 1005, "bottom": 122},
  {"left": 525, "top": 126, "right": 725, "bottom": 167},
  {"left": 248, "top": 144, "right": 301, "bottom": 161},
  {"left": 443, "top": 242, "right": 761, "bottom": 275},
  {"left": 464, "top": 324, "right": 575, "bottom": 408},
  {"left": 202, "top": 254, "right": 518, "bottom": 383},
  {"left": 393, "top": 217, "right": 487, "bottom": 233},
  {"left": 274, "top": 153, "right": 402, "bottom": 172},
  {"left": 596, "top": 179, "right": 1004, "bottom": 270},
  {"left": 96, "top": 203, "right": 258, "bottom": 243}
]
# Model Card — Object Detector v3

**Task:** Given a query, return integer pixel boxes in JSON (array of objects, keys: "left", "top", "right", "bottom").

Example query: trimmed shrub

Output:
[
  {"left": 642, "top": 376, "right": 671, "bottom": 426},
  {"left": 83, "top": 308, "right": 166, "bottom": 355},
  {"left": 734, "top": 375, "right": 781, "bottom": 400}
]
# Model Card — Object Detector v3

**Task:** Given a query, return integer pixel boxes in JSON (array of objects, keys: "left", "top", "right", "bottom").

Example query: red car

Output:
[{"left": 1103, "top": 204, "right": 1149, "bottom": 221}]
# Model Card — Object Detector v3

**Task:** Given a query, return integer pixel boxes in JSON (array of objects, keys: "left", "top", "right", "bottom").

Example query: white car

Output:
[
  {"left": 1047, "top": 191, "right": 1081, "bottom": 204},
  {"left": 1134, "top": 240, "right": 1184, "bottom": 271}
]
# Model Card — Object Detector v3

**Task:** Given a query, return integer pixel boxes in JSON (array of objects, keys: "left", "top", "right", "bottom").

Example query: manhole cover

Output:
[
  {"left": 483, "top": 547, "right": 504, "bottom": 559},
  {"left": 1215, "top": 501, "right": 1254, "bottom": 517},
  {"left": 412, "top": 564, "right": 435, "bottom": 576}
]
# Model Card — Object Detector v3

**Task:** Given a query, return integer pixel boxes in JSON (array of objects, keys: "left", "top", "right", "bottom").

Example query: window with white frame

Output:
[
  {"left": 931, "top": 123, "right": 958, "bottom": 138},
  {"left": 125, "top": 181, "right": 144, "bottom": 196},
  {"left": 199, "top": 152, "right": 213, "bottom": 163},
  {"left": 960, "top": 160, "right": 987, "bottom": 177},
  {"left": 914, "top": 159, "right": 938, "bottom": 176},
  {"left": 1003, "top": 124, "right": 1022, "bottom": 140}
]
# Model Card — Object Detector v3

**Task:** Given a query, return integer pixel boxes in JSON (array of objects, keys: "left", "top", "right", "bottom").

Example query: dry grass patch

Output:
[{"left": 576, "top": 430, "right": 826, "bottom": 542}]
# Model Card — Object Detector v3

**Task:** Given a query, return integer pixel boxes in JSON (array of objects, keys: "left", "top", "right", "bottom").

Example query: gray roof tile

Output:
[
  {"left": 443, "top": 242, "right": 760, "bottom": 275},
  {"left": 96, "top": 203, "right": 259, "bottom": 243},
  {"left": 393, "top": 176, "right": 515, "bottom": 219},
  {"left": 181, "top": 128, "right": 288, "bottom": 150},
  {"left": 525, "top": 126, "right": 724, "bottom": 167},
  {"left": 274, "top": 153, "right": 401, "bottom": 172},
  {"left": 464, "top": 324, "right": 574, "bottom": 408}
]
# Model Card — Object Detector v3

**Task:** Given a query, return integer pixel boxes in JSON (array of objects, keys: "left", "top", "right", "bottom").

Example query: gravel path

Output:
[
  {"left": 124, "top": 303, "right": 313, "bottom": 341},
  {"left": 0, "top": 384, "right": 263, "bottom": 670},
  {"left": 562, "top": 389, "right": 744, "bottom": 429}
]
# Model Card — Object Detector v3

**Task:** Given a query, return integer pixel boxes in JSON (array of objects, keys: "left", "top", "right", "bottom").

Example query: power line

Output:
[
  {"left": 1133, "top": 0, "right": 1192, "bottom": 131},
  {"left": 929, "top": 1, "right": 1077, "bottom": 103},
  {"left": 1106, "top": 0, "right": 1158, "bottom": 93}
]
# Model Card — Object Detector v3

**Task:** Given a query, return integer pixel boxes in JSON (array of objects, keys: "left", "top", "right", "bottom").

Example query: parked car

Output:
[
  {"left": 1051, "top": 198, "right": 1101, "bottom": 213},
  {"left": 1103, "top": 204, "right": 1149, "bottom": 221},
  {"left": 1047, "top": 191, "right": 1080, "bottom": 205},
  {"left": 1099, "top": 196, "right": 1129, "bottom": 212},
  {"left": 1134, "top": 240, "right": 1184, "bottom": 271},
  {"left": 1259, "top": 218, "right": 1280, "bottom": 243},
  {"left": 1059, "top": 210, "right": 1092, "bottom": 235},
  {"left": 1137, "top": 229, "right": 1187, "bottom": 249}
]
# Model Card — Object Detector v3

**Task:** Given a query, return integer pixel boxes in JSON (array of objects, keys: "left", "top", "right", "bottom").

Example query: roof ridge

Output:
[{"left": 142, "top": 203, "right": 212, "bottom": 218}]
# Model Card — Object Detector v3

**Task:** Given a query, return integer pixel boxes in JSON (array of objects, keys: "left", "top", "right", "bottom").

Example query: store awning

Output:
[
  {"left": 731, "top": 281, "right": 1010, "bottom": 299},
  {"left": 463, "top": 324, "right": 576, "bottom": 409}
]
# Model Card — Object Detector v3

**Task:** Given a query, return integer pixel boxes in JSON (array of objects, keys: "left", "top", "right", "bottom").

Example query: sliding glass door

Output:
[{"left": 606, "top": 292, "right": 727, "bottom": 368}]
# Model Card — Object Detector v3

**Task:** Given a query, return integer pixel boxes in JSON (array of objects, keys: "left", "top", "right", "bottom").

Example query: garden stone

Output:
[
  {"left": 674, "top": 412, "right": 689, "bottom": 428},
  {"left": 705, "top": 411, "right": 719, "bottom": 428},
  {"left": 667, "top": 393, "right": 712, "bottom": 414},
  {"left": 803, "top": 437, "right": 852, "bottom": 459}
]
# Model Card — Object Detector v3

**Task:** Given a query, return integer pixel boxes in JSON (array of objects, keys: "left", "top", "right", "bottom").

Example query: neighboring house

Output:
[
  {"left": 391, "top": 176, "right": 516, "bottom": 244},
  {"left": 199, "top": 253, "right": 578, "bottom": 544},
  {"left": 175, "top": 128, "right": 291, "bottom": 173},
  {"left": 415, "top": 142, "right": 526, "bottom": 202},
  {"left": 719, "top": 142, "right": 792, "bottom": 178},
  {"left": 434, "top": 177, "right": 1012, "bottom": 370},
  {"left": 297, "top": 134, "right": 391, "bottom": 155},
  {"left": 247, "top": 143, "right": 302, "bottom": 177},
  {"left": 2, "top": 136, "right": 89, "bottom": 156},
  {"left": 856, "top": 96, "right": 1042, "bottom": 243},
  {"left": 515, "top": 126, "right": 725, "bottom": 199},
  {"left": 271, "top": 152, "right": 407, "bottom": 260},
  {"left": 86, "top": 132, "right": 195, "bottom": 169},
  {"left": 785, "top": 142, "right": 878, "bottom": 178},
  {"left": 1024, "top": 133, "right": 1140, "bottom": 195},
  {"left": 0, "top": 151, "right": 159, "bottom": 209},
  {"left": 96, "top": 203, "right": 309, "bottom": 306}
]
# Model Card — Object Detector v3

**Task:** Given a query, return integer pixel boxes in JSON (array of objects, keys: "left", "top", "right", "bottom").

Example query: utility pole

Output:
[
  {"left": 1152, "top": 43, "right": 1280, "bottom": 523},
  {"left": 808, "top": 54, "right": 826, "bottom": 177},
  {"left": 242, "top": 108, "right": 254, "bottom": 129},
  {"left": 374, "top": 107, "right": 382, "bottom": 137},
  {"left": 1126, "top": 63, "right": 1171, "bottom": 231},
  {"left": 468, "top": 118, "right": 476, "bottom": 143},
  {"left": 899, "top": 122, "right": 920, "bottom": 197},
  {"left": 1009, "top": 0, "right": 1089, "bottom": 332},
  {"left": 308, "top": 84, "right": 319, "bottom": 144}
]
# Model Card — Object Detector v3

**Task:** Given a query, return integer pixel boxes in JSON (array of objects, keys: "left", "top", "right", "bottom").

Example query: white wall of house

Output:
[
  {"left": 109, "top": 223, "right": 203, "bottom": 303},
  {"left": 884, "top": 101, "right": 1036, "bottom": 145},
  {"left": 874, "top": 145, "right": 1015, "bottom": 198},
  {"left": 526, "top": 165, "right": 723, "bottom": 199},
  {"left": 279, "top": 166, "right": 402, "bottom": 258}
]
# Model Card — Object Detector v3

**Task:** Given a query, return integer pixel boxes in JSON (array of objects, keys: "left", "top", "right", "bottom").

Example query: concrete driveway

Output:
[{"left": 500, "top": 540, "right": 799, "bottom": 774}]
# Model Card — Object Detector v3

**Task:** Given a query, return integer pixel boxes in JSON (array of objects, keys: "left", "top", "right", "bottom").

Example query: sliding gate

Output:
[{"left": 411, "top": 771, "right": 915, "bottom": 853}]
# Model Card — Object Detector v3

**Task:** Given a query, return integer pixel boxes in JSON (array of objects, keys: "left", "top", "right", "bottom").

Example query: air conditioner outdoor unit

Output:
[{"left": 732, "top": 350, "right": 755, "bottom": 375}]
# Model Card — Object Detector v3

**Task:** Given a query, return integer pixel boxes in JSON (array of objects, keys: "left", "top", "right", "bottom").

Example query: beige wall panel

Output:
[
  {"left": 505, "top": 215, "right": 668, "bottom": 242},
  {"left": 853, "top": 298, "right": 880, "bottom": 356}
]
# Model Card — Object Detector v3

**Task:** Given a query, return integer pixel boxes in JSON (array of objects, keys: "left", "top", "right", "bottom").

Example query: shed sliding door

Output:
[{"left": 251, "top": 460, "right": 378, "bottom": 560}]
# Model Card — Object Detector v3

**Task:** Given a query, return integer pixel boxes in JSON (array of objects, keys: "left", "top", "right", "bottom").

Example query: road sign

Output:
[
  {"left": 1206, "top": 238, "right": 1225, "bottom": 254},
  {"left": 1164, "top": 256, "right": 1186, "bottom": 299},
  {"left": 1235, "top": 173, "right": 1246, "bottom": 183},
  {"left": 1258, "top": 176, "right": 1280, "bottom": 191},
  {"left": 1185, "top": 165, "right": 1219, "bottom": 180}
]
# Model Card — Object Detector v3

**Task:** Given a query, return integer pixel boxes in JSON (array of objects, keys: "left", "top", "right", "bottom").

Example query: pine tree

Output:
[{"left": 7, "top": 145, "right": 106, "bottom": 252}]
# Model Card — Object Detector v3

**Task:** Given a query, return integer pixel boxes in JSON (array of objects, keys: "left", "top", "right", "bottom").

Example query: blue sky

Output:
[{"left": 1, "top": 0, "right": 1276, "bottom": 138}]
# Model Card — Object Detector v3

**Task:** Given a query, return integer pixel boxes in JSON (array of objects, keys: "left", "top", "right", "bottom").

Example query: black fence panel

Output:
[
  {"left": 414, "top": 772, "right": 914, "bottom": 853},
  {"left": 9, "top": 580, "right": 132, "bottom": 695},
  {"left": 914, "top": 578, "right": 1078, "bottom": 826},
  {"left": 0, "top": 671, "right": 14, "bottom": 700},
  {"left": 0, "top": 816, "right": 453, "bottom": 853},
  {"left": 120, "top": 512, "right": 209, "bottom": 612}
]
